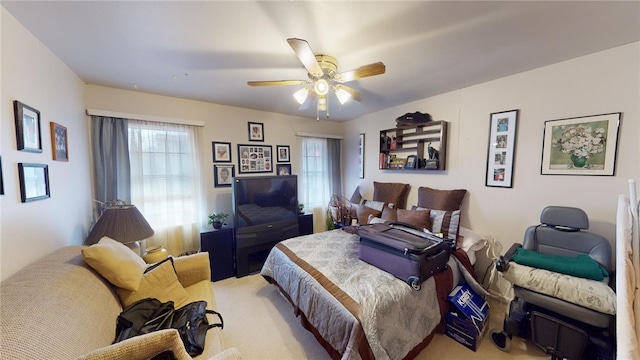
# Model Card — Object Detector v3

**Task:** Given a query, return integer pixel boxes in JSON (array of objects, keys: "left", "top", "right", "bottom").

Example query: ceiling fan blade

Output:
[
  {"left": 334, "top": 84, "right": 361, "bottom": 102},
  {"left": 287, "top": 38, "right": 323, "bottom": 77},
  {"left": 298, "top": 91, "right": 317, "bottom": 110},
  {"left": 335, "top": 62, "right": 386, "bottom": 83},
  {"left": 247, "top": 80, "right": 307, "bottom": 86}
]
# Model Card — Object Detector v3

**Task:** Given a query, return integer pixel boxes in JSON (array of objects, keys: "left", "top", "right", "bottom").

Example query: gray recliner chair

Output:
[{"left": 490, "top": 206, "right": 614, "bottom": 360}]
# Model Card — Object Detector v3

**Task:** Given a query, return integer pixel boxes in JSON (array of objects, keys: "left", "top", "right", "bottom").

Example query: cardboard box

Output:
[{"left": 445, "top": 283, "right": 490, "bottom": 351}]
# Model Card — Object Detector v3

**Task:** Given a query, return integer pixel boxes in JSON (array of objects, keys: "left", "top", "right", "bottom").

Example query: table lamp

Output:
[{"left": 85, "top": 201, "right": 154, "bottom": 255}]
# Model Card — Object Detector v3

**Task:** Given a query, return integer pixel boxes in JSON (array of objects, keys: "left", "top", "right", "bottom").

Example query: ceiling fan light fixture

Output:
[
  {"left": 314, "top": 79, "right": 329, "bottom": 96},
  {"left": 293, "top": 87, "right": 309, "bottom": 105},
  {"left": 333, "top": 86, "right": 352, "bottom": 105},
  {"left": 317, "top": 96, "right": 327, "bottom": 111}
]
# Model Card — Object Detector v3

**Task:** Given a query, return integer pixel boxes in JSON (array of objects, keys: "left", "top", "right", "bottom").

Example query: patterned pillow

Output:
[
  {"left": 381, "top": 206, "right": 398, "bottom": 222},
  {"left": 356, "top": 205, "right": 382, "bottom": 225},
  {"left": 417, "top": 186, "right": 467, "bottom": 211},
  {"left": 417, "top": 207, "right": 460, "bottom": 240},
  {"left": 397, "top": 208, "right": 431, "bottom": 230},
  {"left": 373, "top": 182, "right": 410, "bottom": 210}
]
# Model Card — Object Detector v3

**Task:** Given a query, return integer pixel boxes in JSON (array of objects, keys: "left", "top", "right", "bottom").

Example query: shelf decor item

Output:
[
  {"left": 14, "top": 100, "right": 42, "bottom": 153},
  {"left": 485, "top": 109, "right": 519, "bottom": 188},
  {"left": 541, "top": 112, "right": 621, "bottom": 176}
]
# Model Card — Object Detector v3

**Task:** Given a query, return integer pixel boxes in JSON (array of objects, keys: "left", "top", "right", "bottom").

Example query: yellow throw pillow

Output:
[
  {"left": 116, "top": 258, "right": 190, "bottom": 309},
  {"left": 81, "top": 237, "right": 147, "bottom": 291}
]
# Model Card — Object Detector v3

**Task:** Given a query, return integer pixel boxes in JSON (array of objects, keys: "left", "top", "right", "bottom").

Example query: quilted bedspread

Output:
[{"left": 260, "top": 229, "right": 443, "bottom": 360}]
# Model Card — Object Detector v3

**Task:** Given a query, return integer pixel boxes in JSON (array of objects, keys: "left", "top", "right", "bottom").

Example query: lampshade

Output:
[
  {"left": 333, "top": 86, "right": 352, "bottom": 105},
  {"left": 86, "top": 204, "right": 154, "bottom": 245},
  {"left": 293, "top": 87, "right": 309, "bottom": 105}
]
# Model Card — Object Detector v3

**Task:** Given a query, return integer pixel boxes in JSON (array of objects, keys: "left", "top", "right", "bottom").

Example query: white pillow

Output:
[
  {"left": 367, "top": 215, "right": 388, "bottom": 224},
  {"left": 457, "top": 226, "right": 488, "bottom": 264},
  {"left": 362, "top": 200, "right": 386, "bottom": 212}
]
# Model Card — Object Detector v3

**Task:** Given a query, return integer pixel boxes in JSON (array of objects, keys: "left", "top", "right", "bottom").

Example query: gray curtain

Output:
[
  {"left": 327, "top": 138, "right": 342, "bottom": 196},
  {"left": 91, "top": 116, "right": 131, "bottom": 208}
]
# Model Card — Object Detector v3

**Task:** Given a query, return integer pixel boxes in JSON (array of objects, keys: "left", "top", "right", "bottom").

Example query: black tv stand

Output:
[{"left": 234, "top": 221, "right": 300, "bottom": 277}]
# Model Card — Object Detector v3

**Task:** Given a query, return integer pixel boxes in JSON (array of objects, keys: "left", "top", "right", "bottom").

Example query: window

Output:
[
  {"left": 300, "top": 137, "right": 330, "bottom": 209},
  {"left": 128, "top": 120, "right": 203, "bottom": 253}
]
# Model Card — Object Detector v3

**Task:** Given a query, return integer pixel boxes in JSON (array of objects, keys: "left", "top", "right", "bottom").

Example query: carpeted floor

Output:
[{"left": 213, "top": 274, "right": 548, "bottom": 360}]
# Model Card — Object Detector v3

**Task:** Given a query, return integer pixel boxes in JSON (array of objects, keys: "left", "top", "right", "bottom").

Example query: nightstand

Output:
[
  {"left": 200, "top": 226, "right": 235, "bottom": 281},
  {"left": 299, "top": 213, "right": 314, "bottom": 235}
]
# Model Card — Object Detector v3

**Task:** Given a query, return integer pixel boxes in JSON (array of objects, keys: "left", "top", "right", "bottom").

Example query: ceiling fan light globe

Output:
[
  {"left": 334, "top": 87, "right": 352, "bottom": 105},
  {"left": 293, "top": 87, "right": 309, "bottom": 105},
  {"left": 314, "top": 79, "right": 329, "bottom": 96}
]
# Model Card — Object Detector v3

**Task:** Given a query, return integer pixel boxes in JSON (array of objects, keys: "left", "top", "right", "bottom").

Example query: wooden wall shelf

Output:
[{"left": 379, "top": 121, "right": 448, "bottom": 171}]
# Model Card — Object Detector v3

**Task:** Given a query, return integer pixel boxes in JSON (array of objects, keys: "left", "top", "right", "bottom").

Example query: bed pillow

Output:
[
  {"left": 416, "top": 207, "right": 461, "bottom": 240},
  {"left": 362, "top": 200, "right": 386, "bottom": 212},
  {"left": 356, "top": 205, "right": 382, "bottom": 225},
  {"left": 381, "top": 206, "right": 398, "bottom": 222},
  {"left": 417, "top": 186, "right": 467, "bottom": 211},
  {"left": 81, "top": 236, "right": 147, "bottom": 291},
  {"left": 367, "top": 215, "right": 388, "bottom": 224},
  {"left": 457, "top": 226, "right": 488, "bottom": 264},
  {"left": 373, "top": 182, "right": 410, "bottom": 210},
  {"left": 397, "top": 208, "right": 431, "bottom": 230},
  {"left": 116, "top": 257, "right": 190, "bottom": 309}
]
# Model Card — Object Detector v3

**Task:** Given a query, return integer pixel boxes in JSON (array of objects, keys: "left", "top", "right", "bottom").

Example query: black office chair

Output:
[{"left": 490, "top": 206, "right": 615, "bottom": 360}]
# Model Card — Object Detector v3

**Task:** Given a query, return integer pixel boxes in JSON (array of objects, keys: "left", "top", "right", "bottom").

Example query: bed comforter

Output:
[{"left": 260, "top": 229, "right": 476, "bottom": 360}]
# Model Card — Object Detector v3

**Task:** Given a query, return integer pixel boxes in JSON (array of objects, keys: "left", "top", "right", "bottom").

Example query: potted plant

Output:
[{"left": 208, "top": 211, "right": 229, "bottom": 229}]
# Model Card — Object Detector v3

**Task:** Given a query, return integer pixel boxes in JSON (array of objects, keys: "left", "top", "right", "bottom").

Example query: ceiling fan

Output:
[{"left": 247, "top": 38, "right": 386, "bottom": 120}]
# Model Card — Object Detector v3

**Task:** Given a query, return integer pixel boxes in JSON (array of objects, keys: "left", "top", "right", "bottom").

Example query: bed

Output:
[{"left": 260, "top": 183, "right": 486, "bottom": 360}]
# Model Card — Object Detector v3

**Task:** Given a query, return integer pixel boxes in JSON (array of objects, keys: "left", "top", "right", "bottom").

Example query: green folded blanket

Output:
[{"left": 511, "top": 247, "right": 608, "bottom": 281}]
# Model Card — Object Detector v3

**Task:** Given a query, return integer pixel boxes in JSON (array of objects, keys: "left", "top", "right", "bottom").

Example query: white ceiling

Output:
[{"left": 3, "top": 1, "right": 639, "bottom": 121}]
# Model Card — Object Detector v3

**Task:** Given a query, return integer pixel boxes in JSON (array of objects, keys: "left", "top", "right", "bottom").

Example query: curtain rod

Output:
[
  {"left": 86, "top": 109, "right": 205, "bottom": 127},
  {"left": 295, "top": 132, "right": 343, "bottom": 140}
]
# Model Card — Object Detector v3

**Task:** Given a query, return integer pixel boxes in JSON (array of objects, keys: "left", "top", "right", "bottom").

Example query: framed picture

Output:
[
  {"left": 405, "top": 155, "right": 417, "bottom": 169},
  {"left": 359, "top": 133, "right": 365, "bottom": 178},
  {"left": 50, "top": 122, "right": 68, "bottom": 161},
  {"left": 276, "top": 145, "right": 290, "bottom": 162},
  {"left": 237, "top": 144, "right": 273, "bottom": 173},
  {"left": 0, "top": 156, "right": 4, "bottom": 196},
  {"left": 18, "top": 163, "right": 50, "bottom": 202},
  {"left": 276, "top": 164, "right": 292, "bottom": 175},
  {"left": 541, "top": 112, "right": 621, "bottom": 176},
  {"left": 485, "top": 109, "right": 519, "bottom": 188},
  {"left": 14, "top": 100, "right": 42, "bottom": 153},
  {"left": 212, "top": 141, "right": 232, "bottom": 162},
  {"left": 248, "top": 122, "right": 264, "bottom": 142},
  {"left": 214, "top": 164, "right": 235, "bottom": 187}
]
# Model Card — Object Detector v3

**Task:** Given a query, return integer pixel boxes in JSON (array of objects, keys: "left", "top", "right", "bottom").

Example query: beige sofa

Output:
[{"left": 0, "top": 245, "right": 241, "bottom": 360}]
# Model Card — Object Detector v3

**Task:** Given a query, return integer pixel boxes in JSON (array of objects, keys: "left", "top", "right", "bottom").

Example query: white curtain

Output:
[
  {"left": 128, "top": 120, "right": 204, "bottom": 255},
  {"left": 300, "top": 137, "right": 341, "bottom": 232}
]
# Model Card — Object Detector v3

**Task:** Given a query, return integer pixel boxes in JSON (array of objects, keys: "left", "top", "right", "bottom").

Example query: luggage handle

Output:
[{"left": 388, "top": 221, "right": 455, "bottom": 252}]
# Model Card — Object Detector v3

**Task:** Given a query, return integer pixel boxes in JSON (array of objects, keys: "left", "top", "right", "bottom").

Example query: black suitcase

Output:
[{"left": 357, "top": 222, "right": 452, "bottom": 290}]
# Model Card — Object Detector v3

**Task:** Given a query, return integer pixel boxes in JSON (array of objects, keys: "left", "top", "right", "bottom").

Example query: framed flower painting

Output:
[{"left": 541, "top": 112, "right": 621, "bottom": 176}]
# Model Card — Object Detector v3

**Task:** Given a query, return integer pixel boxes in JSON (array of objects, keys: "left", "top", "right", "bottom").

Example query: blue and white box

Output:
[{"left": 445, "top": 283, "right": 490, "bottom": 351}]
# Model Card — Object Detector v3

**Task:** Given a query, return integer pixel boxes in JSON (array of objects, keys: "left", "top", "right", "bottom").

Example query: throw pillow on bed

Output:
[
  {"left": 116, "top": 257, "right": 190, "bottom": 309},
  {"left": 81, "top": 236, "right": 147, "bottom": 291},
  {"left": 356, "top": 205, "right": 382, "bottom": 225},
  {"left": 397, "top": 208, "right": 431, "bottom": 230},
  {"left": 417, "top": 186, "right": 467, "bottom": 211},
  {"left": 415, "top": 207, "right": 461, "bottom": 240}
]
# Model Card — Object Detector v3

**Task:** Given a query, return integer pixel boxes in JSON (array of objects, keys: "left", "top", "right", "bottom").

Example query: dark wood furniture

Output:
[
  {"left": 298, "top": 213, "right": 314, "bottom": 235},
  {"left": 200, "top": 226, "right": 235, "bottom": 281},
  {"left": 379, "top": 121, "right": 448, "bottom": 171}
]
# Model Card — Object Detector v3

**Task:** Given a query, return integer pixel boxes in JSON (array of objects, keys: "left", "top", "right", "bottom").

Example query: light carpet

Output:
[{"left": 213, "top": 274, "right": 547, "bottom": 360}]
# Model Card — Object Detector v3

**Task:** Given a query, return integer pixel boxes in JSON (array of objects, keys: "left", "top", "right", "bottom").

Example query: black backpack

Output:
[{"left": 114, "top": 298, "right": 224, "bottom": 356}]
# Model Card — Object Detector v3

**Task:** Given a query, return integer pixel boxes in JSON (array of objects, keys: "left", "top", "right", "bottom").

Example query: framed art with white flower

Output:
[
  {"left": 541, "top": 112, "right": 621, "bottom": 176},
  {"left": 485, "top": 109, "right": 518, "bottom": 188}
]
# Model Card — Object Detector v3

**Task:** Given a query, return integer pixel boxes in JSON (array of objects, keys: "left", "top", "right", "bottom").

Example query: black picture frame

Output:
[
  {"left": 276, "top": 164, "right": 292, "bottom": 175},
  {"left": 50, "top": 122, "right": 68, "bottom": 161},
  {"left": 237, "top": 144, "right": 273, "bottom": 173},
  {"left": 0, "top": 156, "right": 4, "bottom": 196},
  {"left": 212, "top": 141, "right": 232, "bottom": 163},
  {"left": 214, "top": 164, "right": 234, "bottom": 187},
  {"left": 276, "top": 145, "right": 290, "bottom": 162},
  {"left": 18, "top": 163, "right": 50, "bottom": 202},
  {"left": 405, "top": 155, "right": 417, "bottom": 169},
  {"left": 485, "top": 109, "right": 519, "bottom": 188},
  {"left": 248, "top": 122, "right": 264, "bottom": 142},
  {"left": 14, "top": 100, "right": 43, "bottom": 153}
]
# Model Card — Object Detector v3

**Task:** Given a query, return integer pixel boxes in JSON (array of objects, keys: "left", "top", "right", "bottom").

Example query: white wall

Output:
[
  {"left": 1, "top": 8, "right": 92, "bottom": 280},
  {"left": 344, "top": 42, "right": 640, "bottom": 276},
  {"left": 85, "top": 85, "right": 344, "bottom": 231}
]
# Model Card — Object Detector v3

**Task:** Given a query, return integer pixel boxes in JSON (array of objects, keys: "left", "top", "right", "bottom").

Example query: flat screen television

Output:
[
  {"left": 232, "top": 175, "right": 299, "bottom": 234},
  {"left": 232, "top": 175, "right": 300, "bottom": 276}
]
